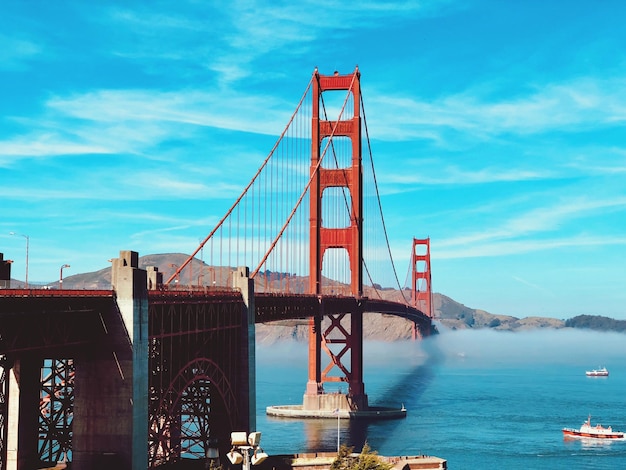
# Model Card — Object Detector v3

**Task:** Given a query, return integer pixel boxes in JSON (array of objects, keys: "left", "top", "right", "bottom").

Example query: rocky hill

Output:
[
  {"left": 36, "top": 253, "right": 575, "bottom": 341},
  {"left": 434, "top": 293, "right": 565, "bottom": 331}
]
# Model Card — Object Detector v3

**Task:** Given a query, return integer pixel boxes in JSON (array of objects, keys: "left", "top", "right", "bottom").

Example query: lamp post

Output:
[
  {"left": 9, "top": 231, "right": 29, "bottom": 288},
  {"left": 333, "top": 408, "right": 341, "bottom": 452},
  {"left": 227, "top": 432, "right": 268, "bottom": 470},
  {"left": 170, "top": 263, "right": 180, "bottom": 287},
  {"left": 59, "top": 264, "right": 70, "bottom": 289}
]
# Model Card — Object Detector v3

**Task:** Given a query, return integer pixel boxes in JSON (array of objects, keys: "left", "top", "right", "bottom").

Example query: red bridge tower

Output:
[
  {"left": 411, "top": 237, "right": 433, "bottom": 339},
  {"left": 304, "top": 67, "right": 368, "bottom": 411}
]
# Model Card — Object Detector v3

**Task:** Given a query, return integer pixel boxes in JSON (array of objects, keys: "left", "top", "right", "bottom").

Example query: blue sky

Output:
[{"left": 2, "top": 1, "right": 625, "bottom": 319}]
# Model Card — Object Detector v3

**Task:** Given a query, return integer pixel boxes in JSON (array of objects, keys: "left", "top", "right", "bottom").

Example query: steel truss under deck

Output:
[
  {"left": 147, "top": 292, "right": 249, "bottom": 468},
  {"left": 0, "top": 357, "right": 74, "bottom": 470},
  {"left": 39, "top": 359, "right": 74, "bottom": 463}
]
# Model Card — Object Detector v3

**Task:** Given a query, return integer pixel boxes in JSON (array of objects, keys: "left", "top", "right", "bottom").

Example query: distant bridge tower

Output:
[
  {"left": 305, "top": 67, "right": 368, "bottom": 411},
  {"left": 411, "top": 238, "right": 433, "bottom": 339}
]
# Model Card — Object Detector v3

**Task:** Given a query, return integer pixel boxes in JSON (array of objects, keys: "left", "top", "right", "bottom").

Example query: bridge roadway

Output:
[
  {"left": 255, "top": 292, "right": 432, "bottom": 331},
  {"left": 0, "top": 289, "right": 431, "bottom": 330},
  {"left": 0, "top": 262, "right": 430, "bottom": 470}
]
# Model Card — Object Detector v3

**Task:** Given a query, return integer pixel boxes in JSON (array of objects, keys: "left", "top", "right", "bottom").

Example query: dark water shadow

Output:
[{"left": 341, "top": 336, "right": 445, "bottom": 452}]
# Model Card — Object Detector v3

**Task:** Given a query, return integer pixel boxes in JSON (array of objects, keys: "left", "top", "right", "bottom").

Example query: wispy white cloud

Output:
[
  {"left": 0, "top": 34, "right": 41, "bottom": 70},
  {"left": 502, "top": 196, "right": 626, "bottom": 235},
  {"left": 0, "top": 133, "right": 110, "bottom": 160},
  {"left": 434, "top": 195, "right": 626, "bottom": 259},
  {"left": 563, "top": 149, "right": 626, "bottom": 176},
  {"left": 0, "top": 171, "right": 244, "bottom": 202},
  {"left": 511, "top": 275, "right": 556, "bottom": 297},
  {"left": 0, "top": 87, "right": 293, "bottom": 164},
  {"left": 368, "top": 77, "right": 626, "bottom": 142},
  {"left": 434, "top": 233, "right": 626, "bottom": 260},
  {"left": 384, "top": 164, "right": 551, "bottom": 186},
  {"left": 47, "top": 89, "right": 292, "bottom": 134},
  {"left": 98, "top": 0, "right": 458, "bottom": 86},
  {"left": 120, "top": 171, "right": 244, "bottom": 200}
]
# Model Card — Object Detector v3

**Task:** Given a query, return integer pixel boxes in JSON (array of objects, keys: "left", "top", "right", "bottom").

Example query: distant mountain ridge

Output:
[{"left": 28, "top": 253, "right": 623, "bottom": 339}]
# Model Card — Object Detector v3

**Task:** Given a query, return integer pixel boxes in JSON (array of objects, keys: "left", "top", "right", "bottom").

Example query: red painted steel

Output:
[
  {"left": 147, "top": 291, "right": 250, "bottom": 468},
  {"left": 411, "top": 238, "right": 433, "bottom": 340},
  {"left": 0, "top": 289, "right": 112, "bottom": 298},
  {"left": 307, "top": 67, "right": 367, "bottom": 406},
  {"left": 309, "top": 68, "right": 362, "bottom": 297},
  {"left": 411, "top": 238, "right": 433, "bottom": 318},
  {"left": 39, "top": 359, "right": 74, "bottom": 464}
]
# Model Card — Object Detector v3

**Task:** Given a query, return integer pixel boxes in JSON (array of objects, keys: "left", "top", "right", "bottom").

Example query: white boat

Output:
[
  {"left": 563, "top": 415, "right": 624, "bottom": 439},
  {"left": 586, "top": 367, "right": 609, "bottom": 377}
]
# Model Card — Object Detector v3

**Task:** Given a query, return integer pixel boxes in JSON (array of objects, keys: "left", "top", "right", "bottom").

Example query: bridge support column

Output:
[
  {"left": 233, "top": 267, "right": 255, "bottom": 432},
  {"left": 6, "top": 358, "right": 40, "bottom": 470},
  {"left": 97, "top": 250, "right": 147, "bottom": 470},
  {"left": 73, "top": 352, "right": 133, "bottom": 469},
  {"left": 304, "top": 315, "right": 322, "bottom": 396},
  {"left": 347, "top": 310, "right": 367, "bottom": 410},
  {"left": 4, "top": 360, "right": 15, "bottom": 470}
]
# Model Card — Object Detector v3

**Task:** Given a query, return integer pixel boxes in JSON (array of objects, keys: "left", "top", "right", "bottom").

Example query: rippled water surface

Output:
[{"left": 255, "top": 328, "right": 626, "bottom": 469}]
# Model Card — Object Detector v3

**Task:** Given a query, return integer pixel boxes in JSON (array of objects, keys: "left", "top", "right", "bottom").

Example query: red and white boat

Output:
[
  {"left": 586, "top": 367, "right": 609, "bottom": 377},
  {"left": 563, "top": 416, "right": 624, "bottom": 439}
]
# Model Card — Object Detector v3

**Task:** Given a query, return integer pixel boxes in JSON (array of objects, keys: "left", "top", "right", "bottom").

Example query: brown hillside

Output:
[{"left": 50, "top": 253, "right": 565, "bottom": 340}]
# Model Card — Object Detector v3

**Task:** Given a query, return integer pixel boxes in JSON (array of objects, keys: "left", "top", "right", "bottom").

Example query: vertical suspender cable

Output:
[{"left": 360, "top": 93, "right": 409, "bottom": 304}]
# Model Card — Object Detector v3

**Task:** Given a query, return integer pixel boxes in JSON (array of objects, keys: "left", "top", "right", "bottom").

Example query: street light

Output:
[
  {"left": 170, "top": 263, "right": 180, "bottom": 287},
  {"left": 9, "top": 232, "right": 29, "bottom": 288},
  {"left": 59, "top": 264, "right": 70, "bottom": 289},
  {"left": 227, "top": 432, "right": 268, "bottom": 470}
]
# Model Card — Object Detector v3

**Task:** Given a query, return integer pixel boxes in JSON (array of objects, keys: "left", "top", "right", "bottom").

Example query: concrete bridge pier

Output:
[
  {"left": 71, "top": 249, "right": 146, "bottom": 469},
  {"left": 69, "top": 250, "right": 147, "bottom": 469},
  {"left": 6, "top": 357, "right": 40, "bottom": 470},
  {"left": 110, "top": 250, "right": 149, "bottom": 470},
  {"left": 233, "top": 266, "right": 256, "bottom": 433},
  {"left": 72, "top": 347, "right": 134, "bottom": 468}
]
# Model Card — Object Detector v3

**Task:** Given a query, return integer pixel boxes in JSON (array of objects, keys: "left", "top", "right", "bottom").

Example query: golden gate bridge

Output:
[{"left": 0, "top": 67, "right": 435, "bottom": 469}]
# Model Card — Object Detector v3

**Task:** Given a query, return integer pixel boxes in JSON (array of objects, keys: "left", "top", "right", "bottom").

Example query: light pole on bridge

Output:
[
  {"left": 59, "top": 264, "right": 70, "bottom": 289},
  {"left": 170, "top": 263, "right": 180, "bottom": 287}
]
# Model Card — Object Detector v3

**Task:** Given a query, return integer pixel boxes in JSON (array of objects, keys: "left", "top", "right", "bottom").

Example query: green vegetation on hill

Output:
[
  {"left": 565, "top": 315, "right": 626, "bottom": 333},
  {"left": 330, "top": 444, "right": 392, "bottom": 470}
]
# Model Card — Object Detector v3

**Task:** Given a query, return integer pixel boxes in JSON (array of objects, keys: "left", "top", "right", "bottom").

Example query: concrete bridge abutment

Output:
[
  {"left": 109, "top": 250, "right": 149, "bottom": 470},
  {"left": 233, "top": 266, "right": 256, "bottom": 433},
  {"left": 70, "top": 249, "right": 149, "bottom": 469},
  {"left": 6, "top": 358, "right": 40, "bottom": 470}
]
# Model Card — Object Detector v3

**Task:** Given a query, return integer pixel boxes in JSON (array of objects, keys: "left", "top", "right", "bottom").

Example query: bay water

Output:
[{"left": 255, "top": 328, "right": 626, "bottom": 469}]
